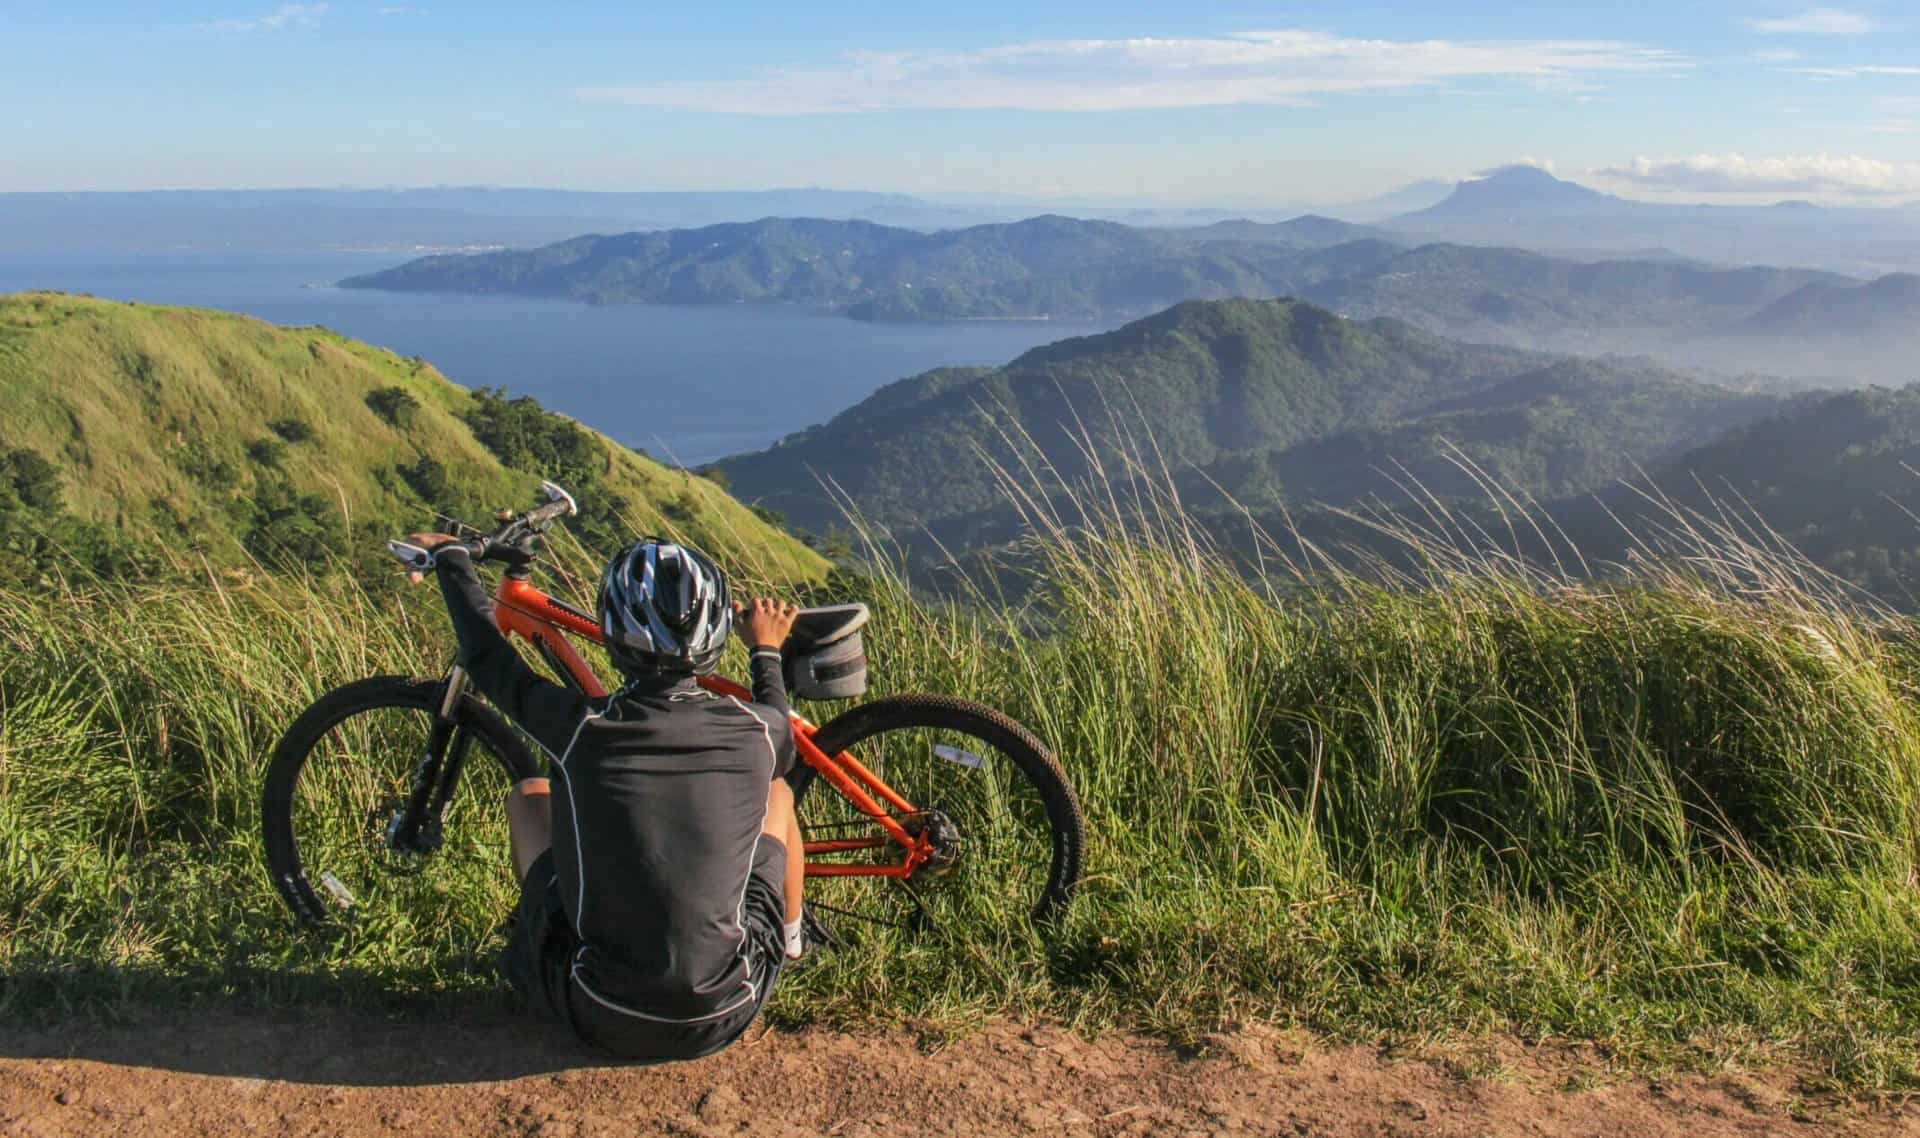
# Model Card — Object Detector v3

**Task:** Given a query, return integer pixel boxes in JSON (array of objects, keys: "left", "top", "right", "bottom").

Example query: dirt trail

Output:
[{"left": 1, "top": 1008, "right": 1914, "bottom": 1137}]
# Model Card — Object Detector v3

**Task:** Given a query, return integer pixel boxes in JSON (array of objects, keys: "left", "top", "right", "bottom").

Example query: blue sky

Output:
[{"left": 4, "top": 1, "right": 1918, "bottom": 203}]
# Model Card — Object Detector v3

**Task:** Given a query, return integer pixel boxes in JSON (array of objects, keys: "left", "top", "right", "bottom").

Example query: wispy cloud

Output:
[
  {"left": 1780, "top": 65, "right": 1920, "bottom": 79},
  {"left": 1483, "top": 158, "right": 1559, "bottom": 175},
  {"left": 1744, "top": 7, "right": 1877, "bottom": 36},
  {"left": 203, "top": 3, "right": 329, "bottom": 33},
  {"left": 1598, "top": 152, "right": 1920, "bottom": 195},
  {"left": 574, "top": 29, "right": 1689, "bottom": 115}
]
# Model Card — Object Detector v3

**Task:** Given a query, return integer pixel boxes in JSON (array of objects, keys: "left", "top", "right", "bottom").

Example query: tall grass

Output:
[{"left": 4, "top": 483, "right": 1920, "bottom": 1089}]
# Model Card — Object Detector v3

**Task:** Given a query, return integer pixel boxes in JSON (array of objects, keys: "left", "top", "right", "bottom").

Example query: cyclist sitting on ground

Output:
[{"left": 407, "top": 531, "right": 805, "bottom": 1061}]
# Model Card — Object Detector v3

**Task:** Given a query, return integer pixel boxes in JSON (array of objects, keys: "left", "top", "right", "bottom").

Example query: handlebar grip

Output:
[{"left": 527, "top": 498, "right": 572, "bottom": 529}]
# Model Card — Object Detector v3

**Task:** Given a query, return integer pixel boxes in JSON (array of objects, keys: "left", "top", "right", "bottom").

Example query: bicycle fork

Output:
[{"left": 388, "top": 666, "right": 473, "bottom": 855}]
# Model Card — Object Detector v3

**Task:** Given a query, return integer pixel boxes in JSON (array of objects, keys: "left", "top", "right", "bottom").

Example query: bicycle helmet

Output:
[{"left": 597, "top": 538, "right": 732, "bottom": 677}]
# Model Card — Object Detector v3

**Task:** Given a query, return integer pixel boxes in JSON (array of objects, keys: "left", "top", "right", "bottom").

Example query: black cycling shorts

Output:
[{"left": 501, "top": 838, "right": 788, "bottom": 1062}]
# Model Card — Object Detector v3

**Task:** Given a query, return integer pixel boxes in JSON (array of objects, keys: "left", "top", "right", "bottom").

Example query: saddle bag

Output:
[{"left": 782, "top": 604, "right": 870, "bottom": 700}]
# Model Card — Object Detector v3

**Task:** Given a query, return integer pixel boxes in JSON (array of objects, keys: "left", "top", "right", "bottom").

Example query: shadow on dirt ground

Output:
[
  {"left": 0, "top": 1004, "right": 594, "bottom": 1087},
  {"left": 4, "top": 1005, "right": 1920, "bottom": 1137},
  {"left": 0, "top": 960, "right": 601, "bottom": 1087}
]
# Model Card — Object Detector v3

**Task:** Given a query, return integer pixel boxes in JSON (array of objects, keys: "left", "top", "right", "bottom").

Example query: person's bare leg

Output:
[
  {"left": 761, "top": 778, "right": 803, "bottom": 922},
  {"left": 506, "top": 777, "right": 553, "bottom": 884}
]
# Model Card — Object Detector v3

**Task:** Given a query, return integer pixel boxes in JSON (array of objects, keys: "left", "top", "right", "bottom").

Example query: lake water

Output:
[{"left": 0, "top": 252, "right": 1111, "bottom": 464}]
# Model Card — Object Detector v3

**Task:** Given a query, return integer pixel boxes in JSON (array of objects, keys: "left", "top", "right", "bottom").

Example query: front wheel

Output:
[
  {"left": 261, "top": 675, "right": 541, "bottom": 942},
  {"left": 793, "top": 694, "right": 1084, "bottom": 932}
]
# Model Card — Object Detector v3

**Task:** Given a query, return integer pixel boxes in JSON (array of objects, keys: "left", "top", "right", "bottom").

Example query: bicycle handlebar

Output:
[{"left": 386, "top": 480, "right": 578, "bottom": 572}]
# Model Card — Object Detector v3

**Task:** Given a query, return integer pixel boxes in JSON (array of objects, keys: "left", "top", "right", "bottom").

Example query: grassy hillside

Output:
[
  {"left": 715, "top": 298, "right": 1774, "bottom": 547},
  {"left": 5, "top": 487, "right": 1919, "bottom": 1090},
  {"left": 0, "top": 291, "right": 827, "bottom": 581}
]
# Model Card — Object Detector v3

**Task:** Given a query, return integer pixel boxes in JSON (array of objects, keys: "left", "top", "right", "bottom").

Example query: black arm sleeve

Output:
[
  {"left": 747, "top": 647, "right": 790, "bottom": 719},
  {"left": 747, "top": 646, "right": 797, "bottom": 778},
  {"left": 435, "top": 548, "right": 589, "bottom": 760}
]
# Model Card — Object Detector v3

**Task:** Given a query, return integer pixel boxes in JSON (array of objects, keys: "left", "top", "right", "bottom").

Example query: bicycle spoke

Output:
[
  {"left": 802, "top": 722, "right": 1054, "bottom": 934},
  {"left": 286, "top": 705, "right": 517, "bottom": 943}
]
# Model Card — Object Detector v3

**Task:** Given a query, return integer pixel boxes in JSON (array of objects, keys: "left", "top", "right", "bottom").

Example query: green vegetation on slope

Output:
[
  {"left": 715, "top": 298, "right": 1775, "bottom": 548},
  {"left": 4, "top": 491, "right": 1919, "bottom": 1089},
  {"left": 1558, "top": 383, "right": 1920, "bottom": 602},
  {"left": 1307, "top": 241, "right": 1840, "bottom": 358},
  {"left": 340, "top": 214, "right": 1386, "bottom": 323},
  {"left": 0, "top": 291, "right": 826, "bottom": 582}
]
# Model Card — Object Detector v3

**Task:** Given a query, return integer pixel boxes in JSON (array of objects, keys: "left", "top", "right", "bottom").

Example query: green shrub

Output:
[
  {"left": 3, "top": 448, "right": 60, "bottom": 510},
  {"left": 396, "top": 456, "right": 452, "bottom": 505},
  {"left": 365, "top": 386, "right": 420, "bottom": 427},
  {"left": 268, "top": 417, "right": 315, "bottom": 443},
  {"left": 242, "top": 480, "right": 338, "bottom": 564},
  {"left": 661, "top": 495, "right": 695, "bottom": 523},
  {"left": 246, "top": 438, "right": 286, "bottom": 467}
]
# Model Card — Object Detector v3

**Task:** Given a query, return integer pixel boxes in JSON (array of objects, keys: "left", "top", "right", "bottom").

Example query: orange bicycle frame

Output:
[{"left": 489, "top": 576, "right": 935, "bottom": 879}]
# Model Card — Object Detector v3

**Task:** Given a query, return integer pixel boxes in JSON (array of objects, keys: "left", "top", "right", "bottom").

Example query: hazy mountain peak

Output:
[{"left": 1435, "top": 166, "right": 1615, "bottom": 213}]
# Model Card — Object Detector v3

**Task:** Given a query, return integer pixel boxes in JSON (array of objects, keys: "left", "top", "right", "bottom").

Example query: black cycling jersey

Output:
[{"left": 435, "top": 549, "right": 795, "bottom": 1024}]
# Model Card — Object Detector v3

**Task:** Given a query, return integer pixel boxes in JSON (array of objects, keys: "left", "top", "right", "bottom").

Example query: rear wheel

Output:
[
  {"left": 261, "top": 676, "right": 540, "bottom": 944},
  {"left": 792, "top": 694, "right": 1083, "bottom": 933}
]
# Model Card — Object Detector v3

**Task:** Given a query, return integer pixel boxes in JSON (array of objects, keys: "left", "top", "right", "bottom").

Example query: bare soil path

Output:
[{"left": 1, "top": 1008, "right": 1914, "bottom": 1137}]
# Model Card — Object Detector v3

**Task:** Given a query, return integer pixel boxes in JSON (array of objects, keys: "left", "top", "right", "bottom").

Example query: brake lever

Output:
[
  {"left": 388, "top": 537, "right": 489, "bottom": 571},
  {"left": 387, "top": 540, "right": 437, "bottom": 571}
]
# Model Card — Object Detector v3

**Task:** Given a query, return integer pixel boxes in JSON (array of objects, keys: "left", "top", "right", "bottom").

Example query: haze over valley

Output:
[{"left": 331, "top": 167, "right": 1920, "bottom": 390}]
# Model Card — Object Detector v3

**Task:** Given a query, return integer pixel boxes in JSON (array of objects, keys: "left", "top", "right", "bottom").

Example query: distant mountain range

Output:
[
  {"left": 710, "top": 298, "right": 1778, "bottom": 551},
  {"left": 13, "top": 169, "right": 1918, "bottom": 273},
  {"left": 343, "top": 211, "right": 1919, "bottom": 384},
  {"left": 0, "top": 188, "right": 981, "bottom": 254},
  {"left": 1393, "top": 166, "right": 1920, "bottom": 277},
  {"left": 339, "top": 214, "right": 1389, "bottom": 322},
  {"left": 0, "top": 187, "right": 1356, "bottom": 254}
]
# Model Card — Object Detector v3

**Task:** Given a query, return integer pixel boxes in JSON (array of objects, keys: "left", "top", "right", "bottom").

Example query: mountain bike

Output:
[{"left": 261, "top": 482, "right": 1084, "bottom": 946}]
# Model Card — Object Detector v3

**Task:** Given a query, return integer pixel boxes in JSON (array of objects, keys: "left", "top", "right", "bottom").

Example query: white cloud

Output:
[
  {"left": 574, "top": 29, "right": 1689, "bottom": 116},
  {"left": 1480, "top": 157, "right": 1558, "bottom": 175},
  {"left": 204, "top": 3, "right": 328, "bottom": 32},
  {"left": 1745, "top": 7, "right": 1878, "bottom": 36},
  {"left": 1781, "top": 65, "right": 1920, "bottom": 79},
  {"left": 1598, "top": 152, "right": 1920, "bottom": 195}
]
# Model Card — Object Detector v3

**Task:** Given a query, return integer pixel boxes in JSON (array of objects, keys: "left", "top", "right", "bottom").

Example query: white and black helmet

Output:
[{"left": 597, "top": 538, "right": 732, "bottom": 677}]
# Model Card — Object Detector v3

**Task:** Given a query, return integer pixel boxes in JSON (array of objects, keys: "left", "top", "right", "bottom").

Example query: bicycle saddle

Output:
[{"left": 787, "top": 603, "right": 869, "bottom": 649}]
